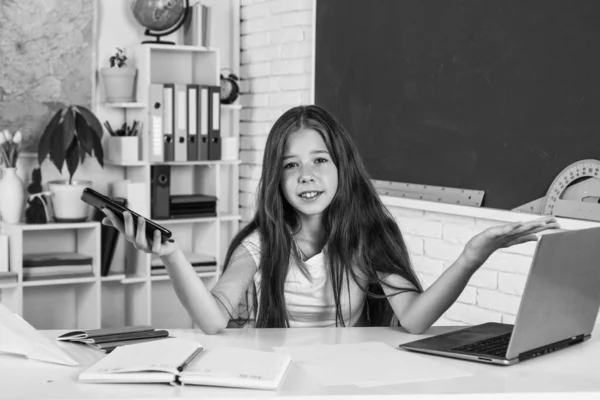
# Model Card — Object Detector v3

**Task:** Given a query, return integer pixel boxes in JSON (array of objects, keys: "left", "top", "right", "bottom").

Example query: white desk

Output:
[{"left": 1, "top": 325, "right": 600, "bottom": 400}]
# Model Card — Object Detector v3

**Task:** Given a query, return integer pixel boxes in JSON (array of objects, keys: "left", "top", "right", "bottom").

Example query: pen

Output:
[{"left": 178, "top": 346, "right": 203, "bottom": 372}]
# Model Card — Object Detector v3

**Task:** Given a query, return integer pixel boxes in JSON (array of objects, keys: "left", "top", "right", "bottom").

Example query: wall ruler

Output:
[{"left": 372, "top": 180, "right": 485, "bottom": 207}]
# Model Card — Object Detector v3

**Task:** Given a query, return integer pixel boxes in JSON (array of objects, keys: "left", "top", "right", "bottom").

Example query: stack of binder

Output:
[{"left": 148, "top": 83, "right": 221, "bottom": 163}]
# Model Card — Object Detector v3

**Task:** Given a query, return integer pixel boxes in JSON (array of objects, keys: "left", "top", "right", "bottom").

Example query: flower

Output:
[{"left": 0, "top": 129, "right": 24, "bottom": 168}]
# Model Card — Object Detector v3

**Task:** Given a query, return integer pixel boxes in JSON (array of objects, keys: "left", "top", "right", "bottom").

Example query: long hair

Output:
[{"left": 222, "top": 105, "right": 423, "bottom": 328}]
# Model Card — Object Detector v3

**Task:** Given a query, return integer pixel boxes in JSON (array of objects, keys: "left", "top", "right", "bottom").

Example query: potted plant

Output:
[
  {"left": 38, "top": 105, "right": 104, "bottom": 222},
  {"left": 104, "top": 120, "right": 141, "bottom": 163},
  {"left": 100, "top": 47, "right": 137, "bottom": 103}
]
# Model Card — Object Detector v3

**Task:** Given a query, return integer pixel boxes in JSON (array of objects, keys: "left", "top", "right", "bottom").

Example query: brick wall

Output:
[
  {"left": 239, "top": 0, "right": 314, "bottom": 220},
  {"left": 238, "top": 0, "right": 600, "bottom": 327},
  {"left": 388, "top": 206, "right": 536, "bottom": 326}
]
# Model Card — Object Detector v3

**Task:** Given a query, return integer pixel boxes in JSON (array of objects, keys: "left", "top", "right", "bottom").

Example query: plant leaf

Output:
[
  {"left": 76, "top": 106, "right": 103, "bottom": 138},
  {"left": 75, "top": 113, "right": 94, "bottom": 154},
  {"left": 89, "top": 128, "right": 104, "bottom": 168},
  {"left": 38, "top": 110, "right": 62, "bottom": 165},
  {"left": 65, "top": 136, "right": 79, "bottom": 181},
  {"left": 49, "top": 123, "right": 66, "bottom": 173},
  {"left": 62, "top": 108, "right": 76, "bottom": 151}
]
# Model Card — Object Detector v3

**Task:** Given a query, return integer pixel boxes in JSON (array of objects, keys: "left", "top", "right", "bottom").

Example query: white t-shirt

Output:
[{"left": 240, "top": 231, "right": 367, "bottom": 327}]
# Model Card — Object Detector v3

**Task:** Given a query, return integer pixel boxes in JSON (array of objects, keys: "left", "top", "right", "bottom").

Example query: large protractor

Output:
[{"left": 543, "top": 159, "right": 600, "bottom": 216}]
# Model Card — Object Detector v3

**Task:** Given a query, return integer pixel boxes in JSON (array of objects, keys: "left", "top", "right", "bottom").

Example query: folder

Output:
[
  {"left": 163, "top": 84, "right": 175, "bottom": 162},
  {"left": 208, "top": 85, "right": 221, "bottom": 160},
  {"left": 198, "top": 85, "right": 210, "bottom": 160},
  {"left": 148, "top": 84, "right": 164, "bottom": 163},
  {"left": 186, "top": 84, "right": 199, "bottom": 161},
  {"left": 174, "top": 84, "right": 187, "bottom": 162}
]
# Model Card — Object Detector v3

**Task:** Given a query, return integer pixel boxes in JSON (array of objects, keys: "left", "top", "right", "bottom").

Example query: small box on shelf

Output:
[{"left": 107, "top": 136, "right": 140, "bottom": 164}]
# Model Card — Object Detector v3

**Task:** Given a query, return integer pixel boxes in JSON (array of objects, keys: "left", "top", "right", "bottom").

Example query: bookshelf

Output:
[
  {"left": 98, "top": 43, "right": 242, "bottom": 329},
  {"left": 0, "top": 221, "right": 101, "bottom": 329},
  {"left": 0, "top": 47, "right": 241, "bottom": 331}
]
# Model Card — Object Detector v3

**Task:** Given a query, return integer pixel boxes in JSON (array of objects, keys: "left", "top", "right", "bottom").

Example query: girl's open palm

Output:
[
  {"left": 462, "top": 216, "right": 561, "bottom": 267},
  {"left": 101, "top": 208, "right": 178, "bottom": 257}
]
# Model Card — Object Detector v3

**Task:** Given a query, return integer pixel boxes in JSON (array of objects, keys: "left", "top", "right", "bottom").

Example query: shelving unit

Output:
[
  {"left": 0, "top": 52, "right": 241, "bottom": 329},
  {"left": 0, "top": 221, "right": 101, "bottom": 329},
  {"left": 0, "top": 1, "right": 242, "bottom": 331},
  {"left": 97, "top": 42, "right": 242, "bottom": 329}
]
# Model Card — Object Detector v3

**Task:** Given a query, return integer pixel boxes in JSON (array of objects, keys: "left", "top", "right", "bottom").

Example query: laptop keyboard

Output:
[{"left": 451, "top": 332, "right": 512, "bottom": 357}]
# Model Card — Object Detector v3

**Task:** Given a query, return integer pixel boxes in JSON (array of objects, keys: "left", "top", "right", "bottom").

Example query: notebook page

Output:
[
  {"left": 81, "top": 337, "right": 202, "bottom": 375},
  {"left": 180, "top": 346, "right": 292, "bottom": 389}
]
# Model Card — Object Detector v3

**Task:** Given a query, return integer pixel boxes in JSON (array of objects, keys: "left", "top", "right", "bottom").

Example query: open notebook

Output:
[{"left": 79, "top": 337, "right": 292, "bottom": 390}]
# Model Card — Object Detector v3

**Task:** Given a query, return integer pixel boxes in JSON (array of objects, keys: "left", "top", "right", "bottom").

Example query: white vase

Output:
[{"left": 0, "top": 167, "right": 25, "bottom": 224}]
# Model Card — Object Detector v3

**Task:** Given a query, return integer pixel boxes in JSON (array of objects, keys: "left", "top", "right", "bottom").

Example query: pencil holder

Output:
[{"left": 107, "top": 136, "right": 139, "bottom": 163}]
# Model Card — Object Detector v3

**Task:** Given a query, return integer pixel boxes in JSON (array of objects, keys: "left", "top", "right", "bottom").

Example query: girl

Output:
[{"left": 101, "top": 105, "right": 559, "bottom": 334}]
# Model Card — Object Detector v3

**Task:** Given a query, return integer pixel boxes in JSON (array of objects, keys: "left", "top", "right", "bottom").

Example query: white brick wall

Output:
[
  {"left": 237, "top": 1, "right": 600, "bottom": 328},
  {"left": 239, "top": 0, "right": 314, "bottom": 218}
]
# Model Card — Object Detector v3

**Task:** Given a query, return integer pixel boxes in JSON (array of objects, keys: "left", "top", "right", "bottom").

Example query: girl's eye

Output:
[
  {"left": 315, "top": 157, "right": 328, "bottom": 164},
  {"left": 284, "top": 162, "right": 298, "bottom": 169}
]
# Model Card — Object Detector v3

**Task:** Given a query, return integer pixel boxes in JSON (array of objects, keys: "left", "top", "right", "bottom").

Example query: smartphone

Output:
[{"left": 81, "top": 187, "right": 172, "bottom": 244}]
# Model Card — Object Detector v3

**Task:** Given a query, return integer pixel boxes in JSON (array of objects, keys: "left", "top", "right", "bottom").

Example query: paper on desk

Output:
[
  {"left": 0, "top": 303, "right": 78, "bottom": 366},
  {"left": 273, "top": 341, "right": 472, "bottom": 387}
]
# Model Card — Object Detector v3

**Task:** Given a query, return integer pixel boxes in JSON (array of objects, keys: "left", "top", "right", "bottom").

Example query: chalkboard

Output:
[{"left": 315, "top": 0, "right": 600, "bottom": 210}]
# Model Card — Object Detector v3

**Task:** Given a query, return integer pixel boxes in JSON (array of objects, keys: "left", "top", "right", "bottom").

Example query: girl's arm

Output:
[
  {"left": 380, "top": 216, "right": 560, "bottom": 334},
  {"left": 101, "top": 209, "right": 256, "bottom": 335},
  {"left": 161, "top": 245, "right": 257, "bottom": 334}
]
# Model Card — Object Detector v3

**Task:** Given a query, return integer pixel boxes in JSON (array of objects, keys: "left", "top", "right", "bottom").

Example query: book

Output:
[
  {"left": 0, "top": 234, "right": 8, "bottom": 273},
  {"left": 58, "top": 325, "right": 170, "bottom": 353},
  {"left": 0, "top": 271, "right": 17, "bottom": 284},
  {"left": 22, "top": 252, "right": 93, "bottom": 267},
  {"left": 78, "top": 338, "right": 292, "bottom": 390},
  {"left": 92, "top": 196, "right": 127, "bottom": 276},
  {"left": 151, "top": 251, "right": 216, "bottom": 267}
]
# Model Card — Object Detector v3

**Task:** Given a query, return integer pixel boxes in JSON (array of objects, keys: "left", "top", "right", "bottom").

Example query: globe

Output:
[{"left": 131, "top": 0, "right": 187, "bottom": 43}]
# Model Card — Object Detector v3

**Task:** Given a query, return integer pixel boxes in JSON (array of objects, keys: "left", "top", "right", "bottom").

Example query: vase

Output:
[{"left": 0, "top": 167, "right": 25, "bottom": 224}]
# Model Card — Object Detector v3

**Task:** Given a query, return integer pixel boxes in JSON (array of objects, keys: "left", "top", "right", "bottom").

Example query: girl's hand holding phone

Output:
[{"left": 101, "top": 208, "right": 178, "bottom": 257}]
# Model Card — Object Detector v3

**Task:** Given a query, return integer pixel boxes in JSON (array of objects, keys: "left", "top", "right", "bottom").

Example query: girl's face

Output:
[{"left": 281, "top": 128, "right": 338, "bottom": 220}]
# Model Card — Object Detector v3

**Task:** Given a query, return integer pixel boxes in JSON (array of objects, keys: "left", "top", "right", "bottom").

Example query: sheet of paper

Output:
[
  {"left": 273, "top": 341, "right": 472, "bottom": 387},
  {"left": 0, "top": 303, "right": 78, "bottom": 366}
]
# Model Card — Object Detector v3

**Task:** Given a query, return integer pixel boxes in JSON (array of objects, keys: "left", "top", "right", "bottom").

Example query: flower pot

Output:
[
  {"left": 0, "top": 168, "right": 25, "bottom": 223},
  {"left": 107, "top": 136, "right": 139, "bottom": 163},
  {"left": 101, "top": 67, "right": 137, "bottom": 103},
  {"left": 48, "top": 180, "right": 92, "bottom": 222}
]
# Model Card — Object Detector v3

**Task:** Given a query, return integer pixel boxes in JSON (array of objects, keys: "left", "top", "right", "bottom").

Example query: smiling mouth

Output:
[{"left": 298, "top": 191, "right": 322, "bottom": 200}]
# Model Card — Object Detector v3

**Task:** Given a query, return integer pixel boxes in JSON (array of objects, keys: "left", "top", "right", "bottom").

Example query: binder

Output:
[
  {"left": 174, "top": 84, "right": 187, "bottom": 162},
  {"left": 186, "top": 84, "right": 199, "bottom": 161},
  {"left": 208, "top": 85, "right": 221, "bottom": 160},
  {"left": 198, "top": 85, "right": 210, "bottom": 160},
  {"left": 163, "top": 84, "right": 175, "bottom": 162},
  {"left": 148, "top": 84, "right": 164, "bottom": 163}
]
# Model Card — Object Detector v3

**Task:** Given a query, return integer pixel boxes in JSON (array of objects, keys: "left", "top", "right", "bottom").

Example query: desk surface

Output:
[{"left": 1, "top": 325, "right": 600, "bottom": 400}]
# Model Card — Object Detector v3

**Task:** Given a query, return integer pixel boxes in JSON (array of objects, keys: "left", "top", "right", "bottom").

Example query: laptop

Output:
[{"left": 399, "top": 226, "right": 600, "bottom": 366}]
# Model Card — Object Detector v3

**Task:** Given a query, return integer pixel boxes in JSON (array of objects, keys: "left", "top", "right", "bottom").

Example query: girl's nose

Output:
[{"left": 299, "top": 165, "right": 316, "bottom": 183}]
